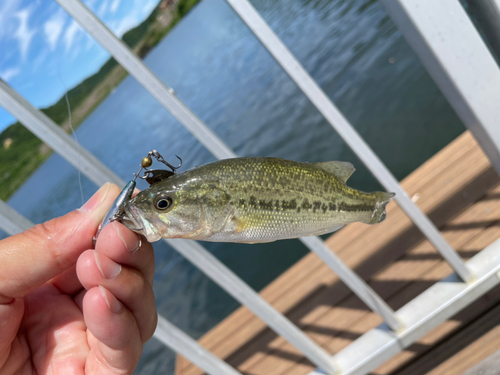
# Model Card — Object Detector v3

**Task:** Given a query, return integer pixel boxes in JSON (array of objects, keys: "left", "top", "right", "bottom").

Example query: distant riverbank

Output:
[{"left": 0, "top": 0, "right": 200, "bottom": 201}]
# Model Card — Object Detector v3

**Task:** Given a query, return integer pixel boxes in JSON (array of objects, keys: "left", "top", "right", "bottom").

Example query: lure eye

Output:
[{"left": 154, "top": 195, "right": 173, "bottom": 211}]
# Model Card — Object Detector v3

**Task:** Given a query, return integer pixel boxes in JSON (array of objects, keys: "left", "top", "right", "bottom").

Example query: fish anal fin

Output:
[{"left": 312, "top": 161, "right": 355, "bottom": 183}]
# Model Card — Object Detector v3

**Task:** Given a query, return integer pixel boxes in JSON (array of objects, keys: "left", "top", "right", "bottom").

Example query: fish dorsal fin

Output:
[{"left": 312, "top": 161, "right": 355, "bottom": 183}]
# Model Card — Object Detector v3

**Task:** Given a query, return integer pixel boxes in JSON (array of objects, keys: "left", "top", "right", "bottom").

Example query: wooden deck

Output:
[{"left": 175, "top": 131, "right": 500, "bottom": 375}]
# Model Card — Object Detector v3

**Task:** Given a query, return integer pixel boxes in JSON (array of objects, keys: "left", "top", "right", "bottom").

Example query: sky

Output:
[{"left": 0, "top": 0, "right": 160, "bottom": 132}]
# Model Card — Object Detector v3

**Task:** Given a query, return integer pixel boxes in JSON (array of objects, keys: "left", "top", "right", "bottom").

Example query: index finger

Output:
[{"left": 0, "top": 183, "right": 120, "bottom": 301}]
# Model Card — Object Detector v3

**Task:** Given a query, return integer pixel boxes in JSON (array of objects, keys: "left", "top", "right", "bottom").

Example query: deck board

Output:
[{"left": 175, "top": 131, "right": 500, "bottom": 375}]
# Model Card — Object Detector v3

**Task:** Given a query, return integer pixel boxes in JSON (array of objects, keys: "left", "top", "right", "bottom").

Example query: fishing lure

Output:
[{"left": 93, "top": 150, "right": 181, "bottom": 244}]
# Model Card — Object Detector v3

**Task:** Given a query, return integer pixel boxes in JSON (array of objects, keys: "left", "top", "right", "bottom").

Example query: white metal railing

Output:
[
  {"left": 0, "top": 79, "right": 122, "bottom": 187},
  {"left": 0, "top": 199, "right": 33, "bottom": 235},
  {"left": 0, "top": 0, "right": 499, "bottom": 374},
  {"left": 308, "top": 238, "right": 500, "bottom": 375}
]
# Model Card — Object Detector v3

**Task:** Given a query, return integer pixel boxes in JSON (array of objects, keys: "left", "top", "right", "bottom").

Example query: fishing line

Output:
[
  {"left": 57, "top": 69, "right": 84, "bottom": 206},
  {"left": 42, "top": 27, "right": 84, "bottom": 206}
]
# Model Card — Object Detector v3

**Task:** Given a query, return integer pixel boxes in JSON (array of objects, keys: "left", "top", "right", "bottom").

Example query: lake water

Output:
[{"left": 5, "top": 0, "right": 466, "bottom": 373}]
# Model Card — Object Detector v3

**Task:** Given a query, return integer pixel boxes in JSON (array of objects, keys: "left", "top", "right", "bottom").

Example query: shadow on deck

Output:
[{"left": 176, "top": 131, "right": 500, "bottom": 375}]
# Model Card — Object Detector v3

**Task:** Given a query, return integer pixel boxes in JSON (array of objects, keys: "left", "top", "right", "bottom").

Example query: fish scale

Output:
[{"left": 122, "top": 157, "right": 395, "bottom": 243}]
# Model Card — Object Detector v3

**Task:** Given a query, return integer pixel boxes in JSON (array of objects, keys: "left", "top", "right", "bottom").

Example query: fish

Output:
[{"left": 121, "top": 157, "right": 395, "bottom": 243}]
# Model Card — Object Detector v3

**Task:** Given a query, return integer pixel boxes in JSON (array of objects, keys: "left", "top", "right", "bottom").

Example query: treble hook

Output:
[{"left": 150, "top": 150, "right": 182, "bottom": 172}]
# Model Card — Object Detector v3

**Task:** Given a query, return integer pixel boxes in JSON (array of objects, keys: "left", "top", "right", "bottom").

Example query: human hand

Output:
[{"left": 0, "top": 183, "right": 157, "bottom": 374}]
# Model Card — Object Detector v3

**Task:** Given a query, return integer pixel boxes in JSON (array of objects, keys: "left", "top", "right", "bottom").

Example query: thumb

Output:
[{"left": 0, "top": 182, "right": 120, "bottom": 301}]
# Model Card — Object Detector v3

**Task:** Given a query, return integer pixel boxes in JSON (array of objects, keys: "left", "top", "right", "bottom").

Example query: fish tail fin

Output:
[{"left": 368, "top": 192, "right": 395, "bottom": 224}]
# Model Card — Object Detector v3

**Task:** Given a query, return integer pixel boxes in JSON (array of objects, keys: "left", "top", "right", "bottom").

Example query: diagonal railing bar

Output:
[
  {"left": 167, "top": 239, "right": 338, "bottom": 373},
  {"left": 156, "top": 315, "right": 243, "bottom": 375},
  {"left": 55, "top": 0, "right": 234, "bottom": 161},
  {"left": 301, "top": 236, "right": 403, "bottom": 331},
  {"left": 309, "top": 238, "right": 500, "bottom": 375},
  {"left": 51, "top": 0, "right": 402, "bottom": 334},
  {"left": 0, "top": 79, "right": 121, "bottom": 187},
  {"left": 380, "top": 0, "right": 500, "bottom": 176},
  {"left": 0, "top": 199, "right": 34, "bottom": 235},
  {"left": 225, "top": 0, "right": 473, "bottom": 283},
  {"left": 0, "top": 201, "right": 242, "bottom": 375}
]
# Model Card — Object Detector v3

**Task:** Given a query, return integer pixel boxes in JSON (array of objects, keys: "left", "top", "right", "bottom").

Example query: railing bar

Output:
[
  {"left": 311, "top": 237, "right": 500, "bottom": 375},
  {"left": 54, "top": 0, "right": 235, "bottom": 161},
  {"left": 51, "top": 0, "right": 401, "bottom": 333},
  {"left": 225, "top": 0, "right": 473, "bottom": 283},
  {"left": 380, "top": 0, "right": 500, "bottom": 178},
  {"left": 301, "top": 236, "right": 403, "bottom": 332},
  {"left": 156, "top": 315, "right": 243, "bottom": 375},
  {"left": 0, "top": 79, "right": 121, "bottom": 187},
  {"left": 166, "top": 239, "right": 338, "bottom": 374},
  {"left": 0, "top": 199, "right": 34, "bottom": 235}
]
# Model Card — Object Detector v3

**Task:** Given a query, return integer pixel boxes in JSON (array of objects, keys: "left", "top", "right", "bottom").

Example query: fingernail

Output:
[
  {"left": 78, "top": 183, "right": 111, "bottom": 214},
  {"left": 94, "top": 251, "right": 121, "bottom": 280},
  {"left": 99, "top": 286, "right": 122, "bottom": 313},
  {"left": 114, "top": 222, "right": 141, "bottom": 253}
]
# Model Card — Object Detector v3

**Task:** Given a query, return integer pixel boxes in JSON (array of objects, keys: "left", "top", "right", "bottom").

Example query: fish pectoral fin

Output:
[
  {"left": 227, "top": 214, "right": 246, "bottom": 233},
  {"left": 310, "top": 224, "right": 345, "bottom": 236},
  {"left": 312, "top": 161, "right": 355, "bottom": 183}
]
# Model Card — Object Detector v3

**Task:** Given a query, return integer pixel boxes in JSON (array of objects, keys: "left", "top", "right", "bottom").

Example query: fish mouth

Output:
[
  {"left": 120, "top": 203, "right": 162, "bottom": 243},
  {"left": 120, "top": 204, "right": 144, "bottom": 234}
]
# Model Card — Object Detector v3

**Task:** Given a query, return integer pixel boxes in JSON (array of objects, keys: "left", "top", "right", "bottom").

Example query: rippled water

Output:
[{"left": 5, "top": 0, "right": 465, "bottom": 372}]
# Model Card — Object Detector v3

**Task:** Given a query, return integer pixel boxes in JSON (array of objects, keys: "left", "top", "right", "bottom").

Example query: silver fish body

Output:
[{"left": 121, "top": 157, "right": 395, "bottom": 243}]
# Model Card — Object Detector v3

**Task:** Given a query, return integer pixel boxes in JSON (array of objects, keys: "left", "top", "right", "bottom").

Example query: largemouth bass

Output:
[{"left": 121, "top": 157, "right": 395, "bottom": 243}]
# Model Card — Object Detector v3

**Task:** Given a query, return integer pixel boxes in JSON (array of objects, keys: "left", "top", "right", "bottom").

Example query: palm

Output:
[{"left": 11, "top": 284, "right": 85, "bottom": 374}]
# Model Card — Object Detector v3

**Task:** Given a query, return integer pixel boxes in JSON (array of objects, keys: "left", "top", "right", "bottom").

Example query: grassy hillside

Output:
[{"left": 0, "top": 0, "right": 200, "bottom": 201}]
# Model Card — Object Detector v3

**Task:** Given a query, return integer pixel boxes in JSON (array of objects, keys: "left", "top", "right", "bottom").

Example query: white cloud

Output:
[
  {"left": 44, "top": 9, "right": 67, "bottom": 51},
  {"left": 0, "top": 0, "right": 18, "bottom": 40},
  {"left": 97, "top": 0, "right": 111, "bottom": 17},
  {"left": 14, "top": 8, "right": 36, "bottom": 60},
  {"left": 110, "top": 0, "right": 122, "bottom": 13},
  {"left": 0, "top": 67, "right": 21, "bottom": 81},
  {"left": 63, "top": 20, "right": 83, "bottom": 52}
]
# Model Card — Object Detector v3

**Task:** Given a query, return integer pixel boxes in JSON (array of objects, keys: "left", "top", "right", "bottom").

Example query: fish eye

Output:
[{"left": 154, "top": 195, "right": 173, "bottom": 211}]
